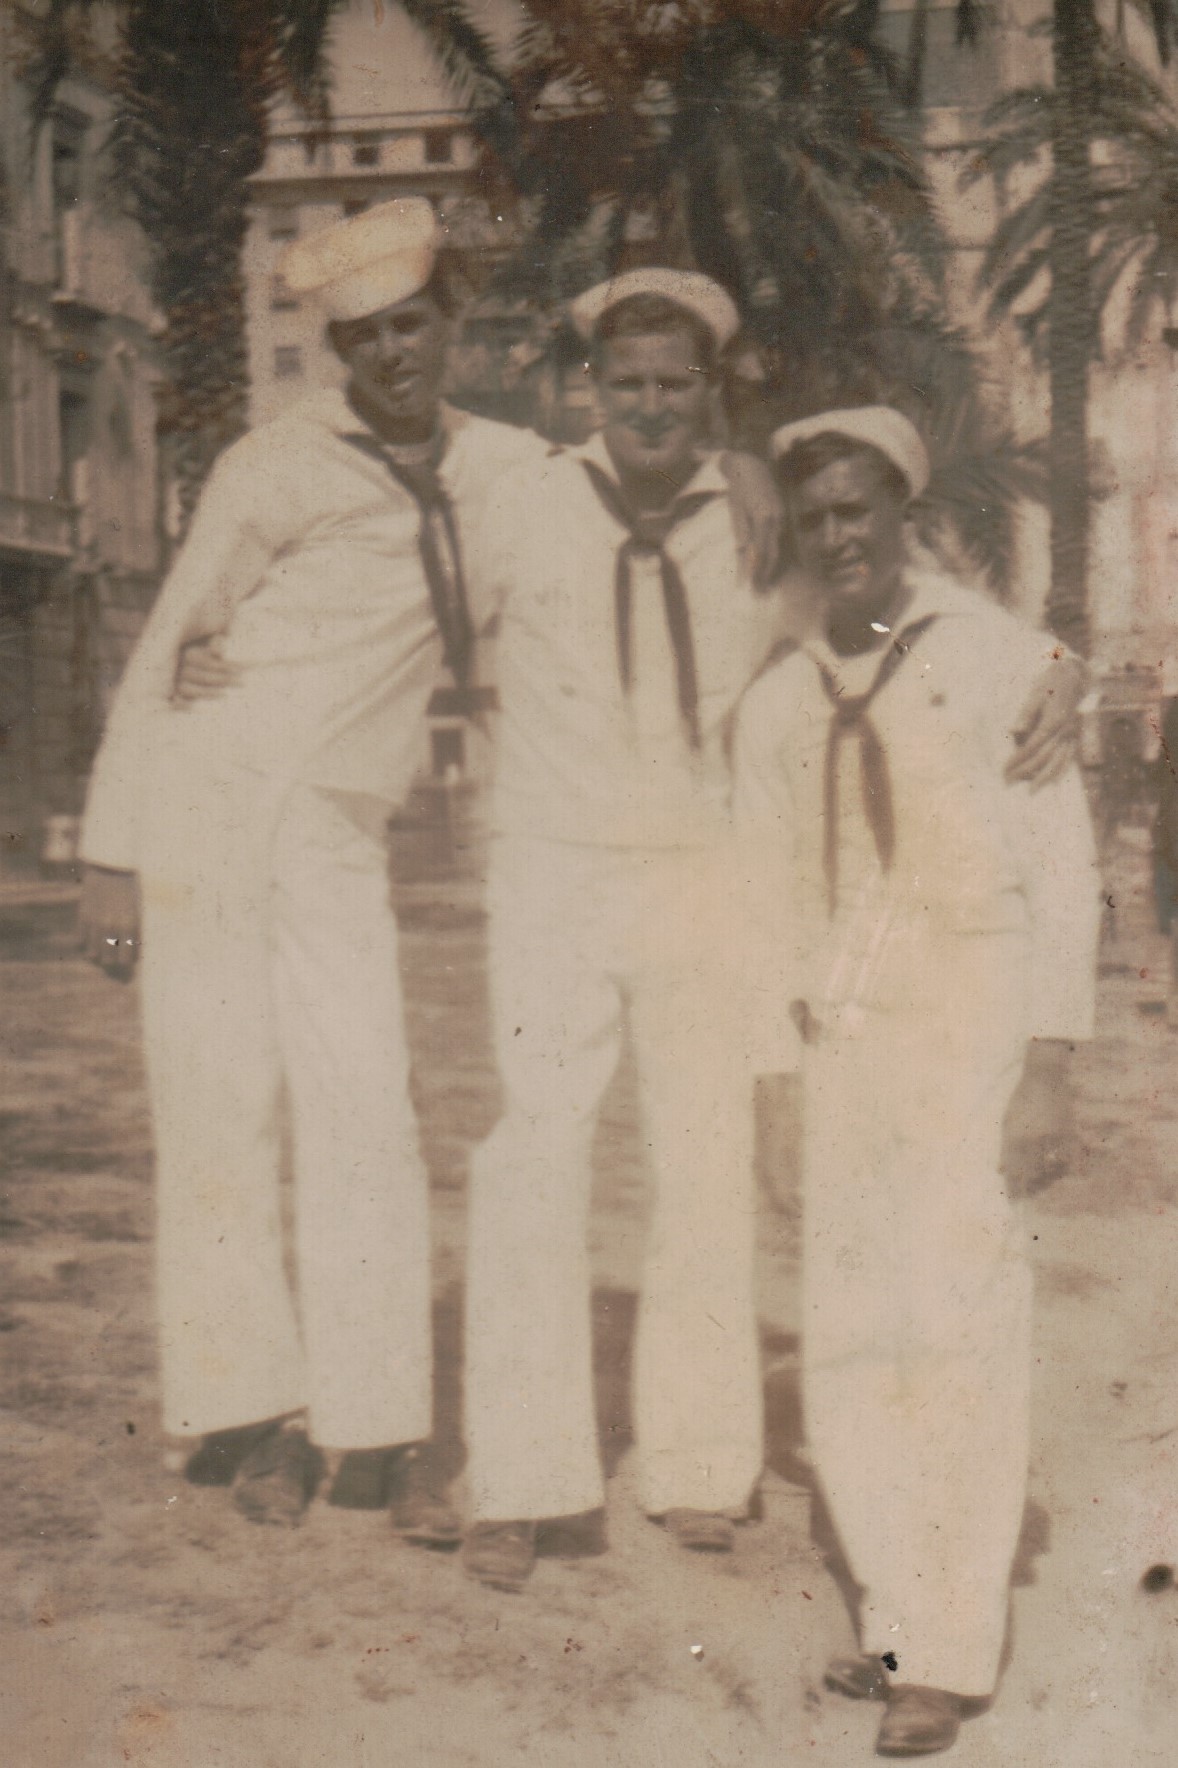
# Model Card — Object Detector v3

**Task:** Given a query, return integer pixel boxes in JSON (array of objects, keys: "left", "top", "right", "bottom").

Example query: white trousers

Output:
[
  {"left": 138, "top": 766, "right": 431, "bottom": 1449},
  {"left": 803, "top": 931, "right": 1033, "bottom": 1697},
  {"left": 465, "top": 836, "right": 763, "bottom": 1523}
]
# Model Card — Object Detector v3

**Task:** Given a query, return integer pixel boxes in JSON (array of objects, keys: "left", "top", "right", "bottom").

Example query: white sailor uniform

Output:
[
  {"left": 734, "top": 561, "right": 1100, "bottom": 1695},
  {"left": 463, "top": 433, "right": 786, "bottom": 1523},
  {"left": 81, "top": 392, "right": 544, "bottom": 1447}
]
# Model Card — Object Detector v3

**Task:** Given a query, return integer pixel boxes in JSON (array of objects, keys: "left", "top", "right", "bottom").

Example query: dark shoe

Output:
[
  {"left": 387, "top": 1444, "right": 462, "bottom": 1548},
  {"left": 825, "top": 1654, "right": 891, "bottom": 1701},
  {"left": 463, "top": 1520, "right": 537, "bottom": 1592},
  {"left": 232, "top": 1424, "right": 323, "bottom": 1527},
  {"left": 183, "top": 1420, "right": 281, "bottom": 1487},
  {"left": 662, "top": 1509, "right": 735, "bottom": 1552},
  {"left": 535, "top": 1509, "right": 608, "bottom": 1560},
  {"left": 328, "top": 1447, "right": 394, "bottom": 1511},
  {"left": 875, "top": 1686, "right": 962, "bottom": 1757}
]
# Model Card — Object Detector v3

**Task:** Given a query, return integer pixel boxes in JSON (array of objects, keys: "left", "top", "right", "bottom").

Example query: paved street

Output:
[{"left": 1, "top": 826, "right": 1176, "bottom": 1767}]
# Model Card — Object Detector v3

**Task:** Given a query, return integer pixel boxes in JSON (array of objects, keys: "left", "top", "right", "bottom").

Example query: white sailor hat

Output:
[
  {"left": 279, "top": 196, "right": 441, "bottom": 323},
  {"left": 770, "top": 406, "right": 931, "bottom": 500},
  {"left": 569, "top": 268, "right": 741, "bottom": 350}
]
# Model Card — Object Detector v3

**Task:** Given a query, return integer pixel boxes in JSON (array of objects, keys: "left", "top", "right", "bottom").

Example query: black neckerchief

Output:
[
  {"left": 581, "top": 458, "right": 718, "bottom": 752},
  {"left": 814, "top": 614, "right": 939, "bottom": 914}
]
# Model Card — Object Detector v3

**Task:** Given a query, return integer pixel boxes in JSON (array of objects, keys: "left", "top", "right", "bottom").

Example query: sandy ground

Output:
[{"left": 1, "top": 826, "right": 1177, "bottom": 1768}]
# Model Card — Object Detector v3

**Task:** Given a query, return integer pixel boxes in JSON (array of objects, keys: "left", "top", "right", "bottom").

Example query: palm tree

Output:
[
  {"left": 14, "top": 0, "right": 1047, "bottom": 585},
  {"left": 968, "top": 9, "right": 1178, "bottom": 652},
  {"left": 400, "top": 0, "right": 1040, "bottom": 589},
  {"left": 17, "top": 0, "right": 348, "bottom": 526},
  {"left": 403, "top": 3, "right": 930, "bottom": 359},
  {"left": 1047, "top": 0, "right": 1101, "bottom": 659},
  {"left": 842, "top": 0, "right": 1178, "bottom": 653}
]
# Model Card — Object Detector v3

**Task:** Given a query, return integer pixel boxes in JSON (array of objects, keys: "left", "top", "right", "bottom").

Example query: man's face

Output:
[
  {"left": 596, "top": 330, "right": 712, "bottom": 491},
  {"left": 789, "top": 453, "right": 908, "bottom": 617},
  {"left": 332, "top": 291, "right": 450, "bottom": 435}
]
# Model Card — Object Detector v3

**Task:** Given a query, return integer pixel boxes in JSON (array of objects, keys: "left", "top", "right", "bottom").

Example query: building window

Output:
[
  {"left": 423, "top": 128, "right": 454, "bottom": 165},
  {"left": 274, "top": 346, "right": 303, "bottom": 379},
  {"left": 58, "top": 388, "right": 91, "bottom": 503},
  {"left": 269, "top": 207, "right": 299, "bottom": 239},
  {"left": 51, "top": 110, "right": 86, "bottom": 289},
  {"left": 352, "top": 135, "right": 381, "bottom": 167},
  {"left": 271, "top": 274, "right": 298, "bottom": 311}
]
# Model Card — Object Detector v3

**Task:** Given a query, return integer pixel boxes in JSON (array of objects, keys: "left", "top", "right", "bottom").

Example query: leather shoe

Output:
[
  {"left": 662, "top": 1509, "right": 735, "bottom": 1551},
  {"left": 463, "top": 1520, "right": 537, "bottom": 1592},
  {"left": 387, "top": 1444, "right": 462, "bottom": 1548},
  {"left": 232, "top": 1424, "right": 323, "bottom": 1527},
  {"left": 824, "top": 1654, "right": 890, "bottom": 1701},
  {"left": 184, "top": 1420, "right": 281, "bottom": 1487},
  {"left": 327, "top": 1447, "right": 393, "bottom": 1510},
  {"left": 875, "top": 1685, "right": 962, "bottom": 1757}
]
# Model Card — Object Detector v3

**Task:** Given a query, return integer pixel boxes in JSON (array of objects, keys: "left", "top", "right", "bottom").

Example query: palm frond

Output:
[
  {"left": 1127, "top": 0, "right": 1177, "bottom": 63},
  {"left": 396, "top": 0, "right": 514, "bottom": 106},
  {"left": 975, "top": 20, "right": 1178, "bottom": 366},
  {"left": 916, "top": 435, "right": 1046, "bottom": 592},
  {"left": 979, "top": 186, "right": 1051, "bottom": 287},
  {"left": 13, "top": 0, "right": 105, "bottom": 142},
  {"left": 270, "top": 0, "right": 345, "bottom": 124}
]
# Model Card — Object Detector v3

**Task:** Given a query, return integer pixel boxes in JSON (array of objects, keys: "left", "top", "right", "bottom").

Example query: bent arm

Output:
[
  {"left": 1006, "top": 763, "right": 1101, "bottom": 1042},
  {"left": 80, "top": 446, "right": 278, "bottom": 871}
]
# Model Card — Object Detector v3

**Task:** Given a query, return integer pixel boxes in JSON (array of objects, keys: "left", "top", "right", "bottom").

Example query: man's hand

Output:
[
  {"left": 173, "top": 635, "right": 240, "bottom": 703},
  {"left": 1002, "top": 1039, "right": 1076, "bottom": 1197},
  {"left": 79, "top": 864, "right": 141, "bottom": 981},
  {"left": 719, "top": 451, "right": 782, "bottom": 588},
  {"left": 1006, "top": 653, "right": 1087, "bottom": 788}
]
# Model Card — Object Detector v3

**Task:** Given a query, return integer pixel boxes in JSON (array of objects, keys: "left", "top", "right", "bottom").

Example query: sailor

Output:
[
  {"left": 77, "top": 197, "right": 552, "bottom": 1532},
  {"left": 458, "top": 267, "right": 784, "bottom": 1592},
  {"left": 734, "top": 407, "right": 1101, "bottom": 1756}
]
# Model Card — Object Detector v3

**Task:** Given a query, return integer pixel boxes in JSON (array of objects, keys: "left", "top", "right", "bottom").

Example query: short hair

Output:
[
  {"left": 775, "top": 431, "right": 910, "bottom": 505},
  {"left": 590, "top": 293, "right": 718, "bottom": 378}
]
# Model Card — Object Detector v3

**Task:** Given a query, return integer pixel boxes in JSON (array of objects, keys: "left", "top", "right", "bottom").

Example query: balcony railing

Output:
[{"left": 0, "top": 493, "right": 76, "bottom": 561}]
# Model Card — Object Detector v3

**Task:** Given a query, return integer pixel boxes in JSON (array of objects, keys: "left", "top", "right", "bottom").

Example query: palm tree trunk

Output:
[
  {"left": 1047, "top": 0, "right": 1099, "bottom": 656},
  {"left": 118, "top": 0, "right": 273, "bottom": 534},
  {"left": 21, "top": 1, "right": 347, "bottom": 538}
]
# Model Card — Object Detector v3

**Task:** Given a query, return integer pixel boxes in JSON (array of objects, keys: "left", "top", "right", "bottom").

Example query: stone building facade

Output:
[{"left": 0, "top": 8, "right": 161, "bottom": 875}]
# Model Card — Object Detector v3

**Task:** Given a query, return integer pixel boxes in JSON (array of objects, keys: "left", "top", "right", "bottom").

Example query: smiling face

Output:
[
  {"left": 595, "top": 329, "right": 713, "bottom": 504},
  {"left": 331, "top": 290, "right": 450, "bottom": 441},
  {"left": 789, "top": 450, "right": 909, "bottom": 624}
]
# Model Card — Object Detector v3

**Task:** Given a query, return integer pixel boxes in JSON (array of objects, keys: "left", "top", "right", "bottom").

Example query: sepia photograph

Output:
[{"left": 1, "top": 0, "right": 1176, "bottom": 1762}]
